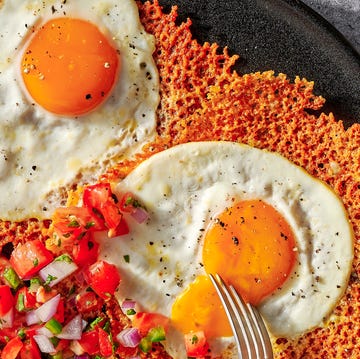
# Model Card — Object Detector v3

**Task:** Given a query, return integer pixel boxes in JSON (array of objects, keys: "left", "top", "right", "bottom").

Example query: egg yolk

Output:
[
  {"left": 171, "top": 275, "right": 233, "bottom": 338},
  {"left": 204, "top": 199, "right": 297, "bottom": 305},
  {"left": 171, "top": 199, "right": 297, "bottom": 338},
  {"left": 21, "top": 18, "right": 119, "bottom": 116}
]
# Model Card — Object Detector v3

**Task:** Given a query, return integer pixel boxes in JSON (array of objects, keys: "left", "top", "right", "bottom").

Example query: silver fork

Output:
[{"left": 209, "top": 273, "right": 273, "bottom": 359}]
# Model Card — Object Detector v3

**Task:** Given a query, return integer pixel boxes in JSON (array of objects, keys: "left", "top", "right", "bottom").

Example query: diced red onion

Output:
[
  {"left": 130, "top": 207, "right": 149, "bottom": 223},
  {"left": 37, "top": 293, "right": 61, "bottom": 322},
  {"left": 33, "top": 334, "right": 55, "bottom": 353},
  {"left": 39, "top": 257, "right": 78, "bottom": 287},
  {"left": 121, "top": 300, "right": 136, "bottom": 311},
  {"left": 74, "top": 355, "right": 90, "bottom": 359},
  {"left": 116, "top": 328, "right": 141, "bottom": 348},
  {"left": 26, "top": 309, "right": 39, "bottom": 326},
  {"left": 82, "top": 319, "right": 88, "bottom": 330},
  {"left": 0, "top": 307, "right": 14, "bottom": 328},
  {"left": 36, "top": 326, "right": 54, "bottom": 338},
  {"left": 26, "top": 293, "right": 60, "bottom": 325},
  {"left": 57, "top": 314, "right": 83, "bottom": 340}
]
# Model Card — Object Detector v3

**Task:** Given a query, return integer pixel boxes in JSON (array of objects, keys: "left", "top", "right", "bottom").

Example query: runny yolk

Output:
[
  {"left": 171, "top": 199, "right": 297, "bottom": 339},
  {"left": 21, "top": 18, "right": 119, "bottom": 116},
  {"left": 171, "top": 275, "right": 233, "bottom": 338}
]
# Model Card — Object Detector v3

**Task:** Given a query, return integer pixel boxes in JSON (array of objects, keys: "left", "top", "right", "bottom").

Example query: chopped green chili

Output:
[
  {"left": 147, "top": 326, "right": 166, "bottom": 342},
  {"left": 139, "top": 336, "right": 152, "bottom": 353},
  {"left": 55, "top": 254, "right": 72, "bottom": 263},
  {"left": 45, "top": 318, "right": 63, "bottom": 335},
  {"left": 16, "top": 293, "right": 25, "bottom": 312},
  {"left": 3, "top": 267, "right": 22, "bottom": 290}
]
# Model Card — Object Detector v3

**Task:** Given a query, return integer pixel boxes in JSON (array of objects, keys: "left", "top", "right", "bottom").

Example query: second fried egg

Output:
[
  {"left": 0, "top": 0, "right": 159, "bottom": 220},
  {"left": 99, "top": 141, "right": 353, "bottom": 358}
]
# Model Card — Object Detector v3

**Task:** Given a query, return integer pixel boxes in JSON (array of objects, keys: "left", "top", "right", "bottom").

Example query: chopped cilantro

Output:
[
  {"left": 45, "top": 274, "right": 57, "bottom": 286},
  {"left": 68, "top": 219, "right": 80, "bottom": 228},
  {"left": 192, "top": 334, "right": 199, "bottom": 344},
  {"left": 90, "top": 317, "right": 103, "bottom": 329},
  {"left": 125, "top": 195, "right": 143, "bottom": 209},
  {"left": 85, "top": 221, "right": 95, "bottom": 229},
  {"left": 17, "top": 328, "right": 26, "bottom": 340},
  {"left": 55, "top": 254, "right": 72, "bottom": 263}
]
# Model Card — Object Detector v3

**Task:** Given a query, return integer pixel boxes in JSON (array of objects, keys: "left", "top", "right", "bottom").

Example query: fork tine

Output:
[
  {"left": 209, "top": 273, "right": 274, "bottom": 359},
  {"left": 228, "top": 284, "right": 261, "bottom": 358},
  {"left": 209, "top": 274, "right": 249, "bottom": 359},
  {"left": 229, "top": 284, "right": 273, "bottom": 359},
  {"left": 247, "top": 302, "right": 274, "bottom": 359}
]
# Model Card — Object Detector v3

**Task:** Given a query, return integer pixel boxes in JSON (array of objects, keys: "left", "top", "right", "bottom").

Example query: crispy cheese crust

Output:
[{"left": 0, "top": 0, "right": 359, "bottom": 358}]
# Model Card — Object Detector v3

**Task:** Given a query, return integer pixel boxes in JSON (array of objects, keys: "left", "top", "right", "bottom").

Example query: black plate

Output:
[{"left": 157, "top": 0, "right": 360, "bottom": 128}]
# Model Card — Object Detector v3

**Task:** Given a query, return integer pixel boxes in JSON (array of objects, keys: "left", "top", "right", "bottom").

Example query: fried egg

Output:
[
  {"left": 0, "top": 0, "right": 159, "bottom": 220},
  {"left": 99, "top": 141, "right": 353, "bottom": 358}
]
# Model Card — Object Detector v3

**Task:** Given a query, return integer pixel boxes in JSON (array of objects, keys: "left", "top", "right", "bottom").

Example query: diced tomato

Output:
[
  {"left": 132, "top": 312, "right": 170, "bottom": 337},
  {"left": 52, "top": 206, "right": 105, "bottom": 244},
  {"left": 98, "top": 326, "right": 113, "bottom": 357},
  {"left": 184, "top": 331, "right": 210, "bottom": 357},
  {"left": 15, "top": 287, "right": 36, "bottom": 312},
  {"left": 24, "top": 324, "right": 43, "bottom": 339},
  {"left": 2, "top": 336, "right": 24, "bottom": 359},
  {"left": 119, "top": 192, "right": 141, "bottom": 214},
  {"left": 0, "top": 285, "right": 15, "bottom": 316},
  {"left": 83, "top": 183, "right": 128, "bottom": 238},
  {"left": 84, "top": 260, "right": 121, "bottom": 299},
  {"left": 35, "top": 286, "right": 58, "bottom": 304},
  {"left": 83, "top": 183, "right": 113, "bottom": 212},
  {"left": 20, "top": 337, "right": 41, "bottom": 359},
  {"left": 54, "top": 338, "right": 70, "bottom": 352},
  {"left": 53, "top": 221, "right": 84, "bottom": 245},
  {"left": 109, "top": 216, "right": 129, "bottom": 238},
  {"left": 78, "top": 329, "right": 100, "bottom": 355},
  {"left": 53, "top": 298, "right": 65, "bottom": 323},
  {"left": 54, "top": 206, "right": 104, "bottom": 230},
  {"left": 0, "top": 328, "right": 18, "bottom": 346},
  {"left": 72, "top": 232, "right": 99, "bottom": 268},
  {"left": 75, "top": 291, "right": 102, "bottom": 314},
  {"left": 101, "top": 200, "right": 123, "bottom": 234},
  {"left": 9, "top": 239, "right": 53, "bottom": 279}
]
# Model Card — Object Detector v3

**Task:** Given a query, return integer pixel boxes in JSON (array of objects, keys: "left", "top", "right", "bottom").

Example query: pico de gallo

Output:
[{"left": 0, "top": 183, "right": 210, "bottom": 358}]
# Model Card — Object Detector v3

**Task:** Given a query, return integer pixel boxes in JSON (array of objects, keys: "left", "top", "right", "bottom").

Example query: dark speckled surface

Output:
[
  {"left": 157, "top": 0, "right": 360, "bottom": 128},
  {"left": 302, "top": 0, "right": 360, "bottom": 54}
]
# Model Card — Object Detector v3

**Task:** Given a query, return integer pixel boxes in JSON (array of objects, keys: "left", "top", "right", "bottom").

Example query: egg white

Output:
[
  {"left": 0, "top": 0, "right": 159, "bottom": 220},
  {"left": 98, "top": 141, "right": 353, "bottom": 357}
]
